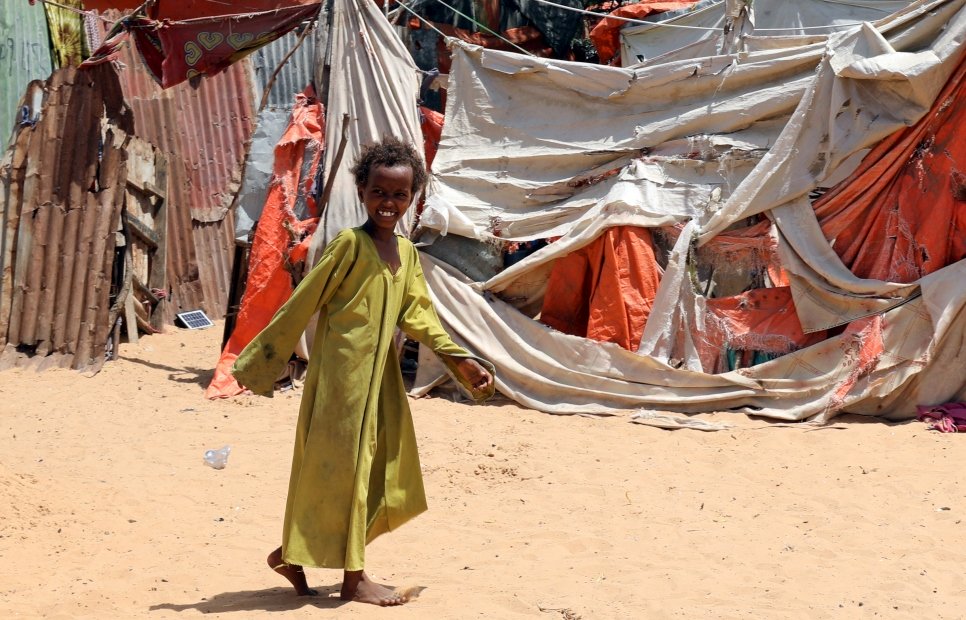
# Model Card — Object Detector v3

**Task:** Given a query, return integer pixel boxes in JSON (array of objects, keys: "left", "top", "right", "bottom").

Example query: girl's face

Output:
[{"left": 358, "top": 164, "right": 415, "bottom": 234}]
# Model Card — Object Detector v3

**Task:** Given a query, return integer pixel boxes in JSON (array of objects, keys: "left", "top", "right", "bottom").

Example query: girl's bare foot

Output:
[
  {"left": 267, "top": 546, "right": 318, "bottom": 596},
  {"left": 341, "top": 570, "right": 407, "bottom": 606}
]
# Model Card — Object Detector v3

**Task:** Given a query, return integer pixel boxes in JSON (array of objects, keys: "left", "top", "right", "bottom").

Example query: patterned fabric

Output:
[
  {"left": 81, "top": 1, "right": 320, "bottom": 88},
  {"left": 43, "top": 0, "right": 84, "bottom": 67}
]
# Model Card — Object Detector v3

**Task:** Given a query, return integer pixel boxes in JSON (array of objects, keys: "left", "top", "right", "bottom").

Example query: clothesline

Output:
[
  {"left": 530, "top": 0, "right": 873, "bottom": 32},
  {"left": 395, "top": 1, "right": 449, "bottom": 39},
  {"left": 424, "top": 0, "right": 537, "bottom": 56},
  {"left": 35, "top": 0, "right": 114, "bottom": 23}
]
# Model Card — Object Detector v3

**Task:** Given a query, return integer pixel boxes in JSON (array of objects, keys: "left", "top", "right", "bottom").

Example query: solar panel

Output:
[{"left": 176, "top": 310, "right": 214, "bottom": 330}]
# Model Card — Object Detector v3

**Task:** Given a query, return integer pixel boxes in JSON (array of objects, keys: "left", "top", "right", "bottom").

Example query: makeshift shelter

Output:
[
  {"left": 1, "top": 1, "right": 303, "bottom": 371},
  {"left": 0, "top": 65, "right": 169, "bottom": 372},
  {"left": 413, "top": 0, "right": 966, "bottom": 421},
  {"left": 203, "top": 0, "right": 966, "bottom": 422}
]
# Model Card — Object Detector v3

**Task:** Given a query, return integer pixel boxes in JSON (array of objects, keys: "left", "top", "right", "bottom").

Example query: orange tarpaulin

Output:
[
  {"left": 206, "top": 92, "right": 324, "bottom": 399},
  {"left": 419, "top": 105, "right": 444, "bottom": 171},
  {"left": 589, "top": 1, "right": 700, "bottom": 64},
  {"left": 541, "top": 226, "right": 661, "bottom": 351},
  {"left": 703, "top": 286, "right": 827, "bottom": 371},
  {"left": 814, "top": 52, "right": 966, "bottom": 283}
]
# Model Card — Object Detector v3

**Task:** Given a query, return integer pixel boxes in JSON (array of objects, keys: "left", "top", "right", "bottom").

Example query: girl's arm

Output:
[
  {"left": 231, "top": 230, "right": 356, "bottom": 396},
  {"left": 397, "top": 245, "right": 495, "bottom": 401}
]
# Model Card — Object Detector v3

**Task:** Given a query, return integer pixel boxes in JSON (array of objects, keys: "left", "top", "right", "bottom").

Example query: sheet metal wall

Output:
[
  {"left": 249, "top": 25, "right": 318, "bottom": 107},
  {"left": 0, "top": 3, "right": 54, "bottom": 145},
  {"left": 0, "top": 66, "right": 132, "bottom": 372},
  {"left": 96, "top": 11, "right": 256, "bottom": 321}
]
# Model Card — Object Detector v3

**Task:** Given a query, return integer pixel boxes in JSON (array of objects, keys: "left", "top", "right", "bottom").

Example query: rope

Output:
[
  {"left": 36, "top": 0, "right": 114, "bottom": 23},
  {"left": 396, "top": 1, "right": 449, "bottom": 39}
]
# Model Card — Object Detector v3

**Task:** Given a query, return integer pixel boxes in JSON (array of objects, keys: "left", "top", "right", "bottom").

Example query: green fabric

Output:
[{"left": 232, "top": 227, "right": 493, "bottom": 570}]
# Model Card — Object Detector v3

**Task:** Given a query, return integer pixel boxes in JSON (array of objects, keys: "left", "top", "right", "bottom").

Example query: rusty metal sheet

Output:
[
  {"left": 0, "top": 66, "right": 131, "bottom": 372},
  {"left": 94, "top": 10, "right": 257, "bottom": 320},
  {"left": 0, "top": 3, "right": 54, "bottom": 145}
]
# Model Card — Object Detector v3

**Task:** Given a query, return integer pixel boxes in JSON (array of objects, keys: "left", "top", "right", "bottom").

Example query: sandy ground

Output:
[{"left": 2, "top": 322, "right": 966, "bottom": 619}]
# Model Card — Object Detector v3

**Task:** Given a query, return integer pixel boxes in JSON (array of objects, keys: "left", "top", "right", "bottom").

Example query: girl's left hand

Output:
[{"left": 455, "top": 358, "right": 494, "bottom": 393}]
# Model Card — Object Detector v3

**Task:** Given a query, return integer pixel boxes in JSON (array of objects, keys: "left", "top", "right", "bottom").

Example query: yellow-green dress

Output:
[{"left": 231, "top": 227, "right": 493, "bottom": 571}]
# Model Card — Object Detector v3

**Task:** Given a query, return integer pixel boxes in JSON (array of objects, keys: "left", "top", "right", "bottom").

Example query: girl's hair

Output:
[{"left": 351, "top": 135, "right": 428, "bottom": 194}]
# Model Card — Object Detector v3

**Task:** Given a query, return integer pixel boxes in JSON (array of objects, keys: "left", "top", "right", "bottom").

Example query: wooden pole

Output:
[
  {"left": 148, "top": 150, "right": 168, "bottom": 330},
  {"left": 89, "top": 162, "right": 127, "bottom": 374},
  {"left": 313, "top": 0, "right": 335, "bottom": 102}
]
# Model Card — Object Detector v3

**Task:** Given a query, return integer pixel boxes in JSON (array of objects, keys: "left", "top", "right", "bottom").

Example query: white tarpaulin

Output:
[
  {"left": 417, "top": 0, "right": 966, "bottom": 420},
  {"left": 621, "top": 0, "right": 914, "bottom": 66},
  {"left": 306, "top": 0, "right": 424, "bottom": 265}
]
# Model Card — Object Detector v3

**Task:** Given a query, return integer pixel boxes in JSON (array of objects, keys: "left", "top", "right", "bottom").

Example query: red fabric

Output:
[
  {"left": 541, "top": 226, "right": 661, "bottom": 351},
  {"left": 828, "top": 316, "right": 884, "bottom": 409},
  {"left": 206, "top": 91, "right": 324, "bottom": 399},
  {"left": 145, "top": 0, "right": 318, "bottom": 22},
  {"left": 705, "top": 287, "right": 826, "bottom": 358},
  {"left": 589, "top": 1, "right": 700, "bottom": 64},
  {"left": 81, "top": 1, "right": 319, "bottom": 88},
  {"left": 814, "top": 52, "right": 966, "bottom": 282},
  {"left": 917, "top": 402, "right": 966, "bottom": 432},
  {"left": 419, "top": 106, "right": 444, "bottom": 170}
]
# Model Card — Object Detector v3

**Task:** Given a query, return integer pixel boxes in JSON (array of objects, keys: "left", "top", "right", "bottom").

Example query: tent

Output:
[{"left": 414, "top": 0, "right": 966, "bottom": 421}]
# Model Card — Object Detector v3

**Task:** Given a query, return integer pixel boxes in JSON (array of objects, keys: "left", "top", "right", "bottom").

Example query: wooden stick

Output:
[
  {"left": 147, "top": 149, "right": 168, "bottom": 330},
  {"left": 259, "top": 21, "right": 314, "bottom": 113}
]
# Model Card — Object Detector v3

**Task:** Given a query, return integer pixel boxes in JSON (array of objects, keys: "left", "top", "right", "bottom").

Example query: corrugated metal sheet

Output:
[
  {"left": 0, "top": 3, "right": 54, "bottom": 145},
  {"left": 96, "top": 10, "right": 257, "bottom": 321},
  {"left": 248, "top": 23, "right": 318, "bottom": 107},
  {"left": 0, "top": 66, "right": 134, "bottom": 372},
  {"left": 235, "top": 26, "right": 318, "bottom": 240}
]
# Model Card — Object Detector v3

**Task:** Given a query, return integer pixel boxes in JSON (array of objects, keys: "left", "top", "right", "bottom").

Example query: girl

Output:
[{"left": 232, "top": 136, "right": 495, "bottom": 606}]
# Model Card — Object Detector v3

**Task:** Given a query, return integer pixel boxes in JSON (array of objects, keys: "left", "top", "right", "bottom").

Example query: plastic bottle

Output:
[{"left": 203, "top": 445, "right": 232, "bottom": 469}]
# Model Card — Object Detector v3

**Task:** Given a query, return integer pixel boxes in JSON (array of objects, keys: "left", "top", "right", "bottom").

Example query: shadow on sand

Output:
[
  {"left": 120, "top": 356, "right": 215, "bottom": 388},
  {"left": 149, "top": 584, "right": 347, "bottom": 613}
]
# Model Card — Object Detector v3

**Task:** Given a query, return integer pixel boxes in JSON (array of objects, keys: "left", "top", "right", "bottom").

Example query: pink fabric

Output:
[{"left": 917, "top": 403, "right": 966, "bottom": 433}]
